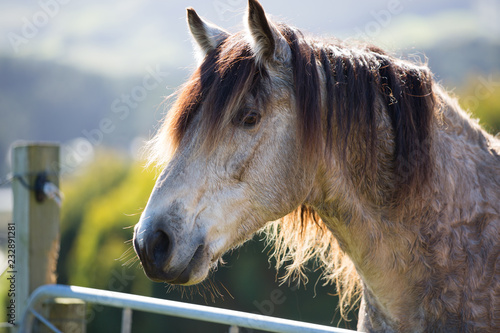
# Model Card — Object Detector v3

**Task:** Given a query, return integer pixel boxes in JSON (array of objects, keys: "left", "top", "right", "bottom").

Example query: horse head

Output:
[{"left": 133, "top": 0, "right": 315, "bottom": 285}]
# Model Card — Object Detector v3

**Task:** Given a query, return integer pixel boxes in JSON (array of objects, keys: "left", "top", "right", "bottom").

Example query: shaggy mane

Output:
[
  {"left": 146, "top": 22, "right": 436, "bottom": 316},
  {"left": 263, "top": 205, "right": 362, "bottom": 318}
]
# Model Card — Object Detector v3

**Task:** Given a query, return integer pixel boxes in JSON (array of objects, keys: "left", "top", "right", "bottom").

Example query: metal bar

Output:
[
  {"left": 29, "top": 308, "right": 63, "bottom": 333},
  {"left": 121, "top": 308, "right": 133, "bottom": 333},
  {"left": 22, "top": 285, "right": 357, "bottom": 333}
]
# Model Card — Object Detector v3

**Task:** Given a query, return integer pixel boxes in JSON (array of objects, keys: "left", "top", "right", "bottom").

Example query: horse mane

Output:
[
  {"left": 263, "top": 205, "right": 362, "bottom": 318},
  {"left": 146, "top": 21, "right": 437, "bottom": 317}
]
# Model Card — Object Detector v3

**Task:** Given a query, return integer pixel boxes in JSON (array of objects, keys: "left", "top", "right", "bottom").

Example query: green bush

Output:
[{"left": 458, "top": 74, "right": 500, "bottom": 135}]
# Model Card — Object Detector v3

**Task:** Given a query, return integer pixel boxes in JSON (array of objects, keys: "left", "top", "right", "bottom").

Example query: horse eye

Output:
[
  {"left": 243, "top": 112, "right": 260, "bottom": 127},
  {"left": 235, "top": 111, "right": 261, "bottom": 128}
]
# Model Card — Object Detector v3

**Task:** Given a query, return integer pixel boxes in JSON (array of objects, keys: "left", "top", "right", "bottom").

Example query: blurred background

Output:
[{"left": 0, "top": 0, "right": 499, "bottom": 331}]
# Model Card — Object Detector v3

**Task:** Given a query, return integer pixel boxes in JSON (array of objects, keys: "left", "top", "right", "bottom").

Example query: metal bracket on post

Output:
[{"left": 34, "top": 172, "right": 48, "bottom": 203}]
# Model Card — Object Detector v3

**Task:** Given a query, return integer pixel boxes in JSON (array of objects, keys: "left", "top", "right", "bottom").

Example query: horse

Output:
[{"left": 133, "top": 0, "right": 500, "bottom": 331}]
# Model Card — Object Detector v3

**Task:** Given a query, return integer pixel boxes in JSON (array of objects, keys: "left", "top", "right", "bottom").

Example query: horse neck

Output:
[
  {"left": 309, "top": 85, "right": 500, "bottom": 329},
  {"left": 313, "top": 84, "right": 499, "bottom": 232},
  {"left": 426, "top": 85, "right": 500, "bottom": 226}
]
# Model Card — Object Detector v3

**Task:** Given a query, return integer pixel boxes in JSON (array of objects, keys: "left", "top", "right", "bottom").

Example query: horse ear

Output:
[
  {"left": 246, "top": 0, "right": 290, "bottom": 64},
  {"left": 187, "top": 8, "right": 229, "bottom": 59}
]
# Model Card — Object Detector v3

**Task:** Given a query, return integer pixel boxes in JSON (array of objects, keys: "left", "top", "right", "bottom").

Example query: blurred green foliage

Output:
[{"left": 458, "top": 74, "right": 500, "bottom": 135}]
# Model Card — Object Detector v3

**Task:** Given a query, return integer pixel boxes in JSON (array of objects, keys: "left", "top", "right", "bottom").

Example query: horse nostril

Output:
[{"left": 147, "top": 230, "right": 171, "bottom": 269}]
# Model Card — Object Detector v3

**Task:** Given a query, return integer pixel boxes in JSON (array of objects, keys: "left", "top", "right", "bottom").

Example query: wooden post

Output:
[
  {"left": 39, "top": 298, "right": 86, "bottom": 333},
  {"left": 12, "top": 143, "right": 60, "bottom": 331}
]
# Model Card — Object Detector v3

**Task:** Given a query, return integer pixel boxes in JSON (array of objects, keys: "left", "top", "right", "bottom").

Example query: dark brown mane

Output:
[
  {"left": 162, "top": 33, "right": 268, "bottom": 156},
  {"left": 155, "top": 22, "right": 436, "bottom": 201},
  {"left": 277, "top": 26, "right": 436, "bottom": 202}
]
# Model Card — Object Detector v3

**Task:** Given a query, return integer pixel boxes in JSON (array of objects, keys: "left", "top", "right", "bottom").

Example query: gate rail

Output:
[{"left": 21, "top": 284, "right": 357, "bottom": 333}]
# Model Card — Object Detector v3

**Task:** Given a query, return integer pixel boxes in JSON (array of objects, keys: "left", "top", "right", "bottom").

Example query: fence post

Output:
[{"left": 12, "top": 143, "right": 60, "bottom": 332}]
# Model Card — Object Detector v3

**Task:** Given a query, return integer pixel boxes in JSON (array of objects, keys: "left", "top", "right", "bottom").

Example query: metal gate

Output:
[{"left": 21, "top": 284, "right": 357, "bottom": 333}]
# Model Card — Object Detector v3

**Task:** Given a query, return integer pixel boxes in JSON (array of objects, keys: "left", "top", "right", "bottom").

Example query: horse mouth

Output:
[
  {"left": 165, "top": 244, "right": 206, "bottom": 285},
  {"left": 135, "top": 239, "right": 208, "bottom": 285}
]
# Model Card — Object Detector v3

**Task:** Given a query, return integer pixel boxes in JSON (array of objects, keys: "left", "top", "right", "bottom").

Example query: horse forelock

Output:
[{"left": 146, "top": 33, "right": 269, "bottom": 166}]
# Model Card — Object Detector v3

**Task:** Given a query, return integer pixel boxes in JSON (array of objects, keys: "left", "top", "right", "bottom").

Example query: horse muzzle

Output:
[{"left": 133, "top": 219, "right": 208, "bottom": 285}]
